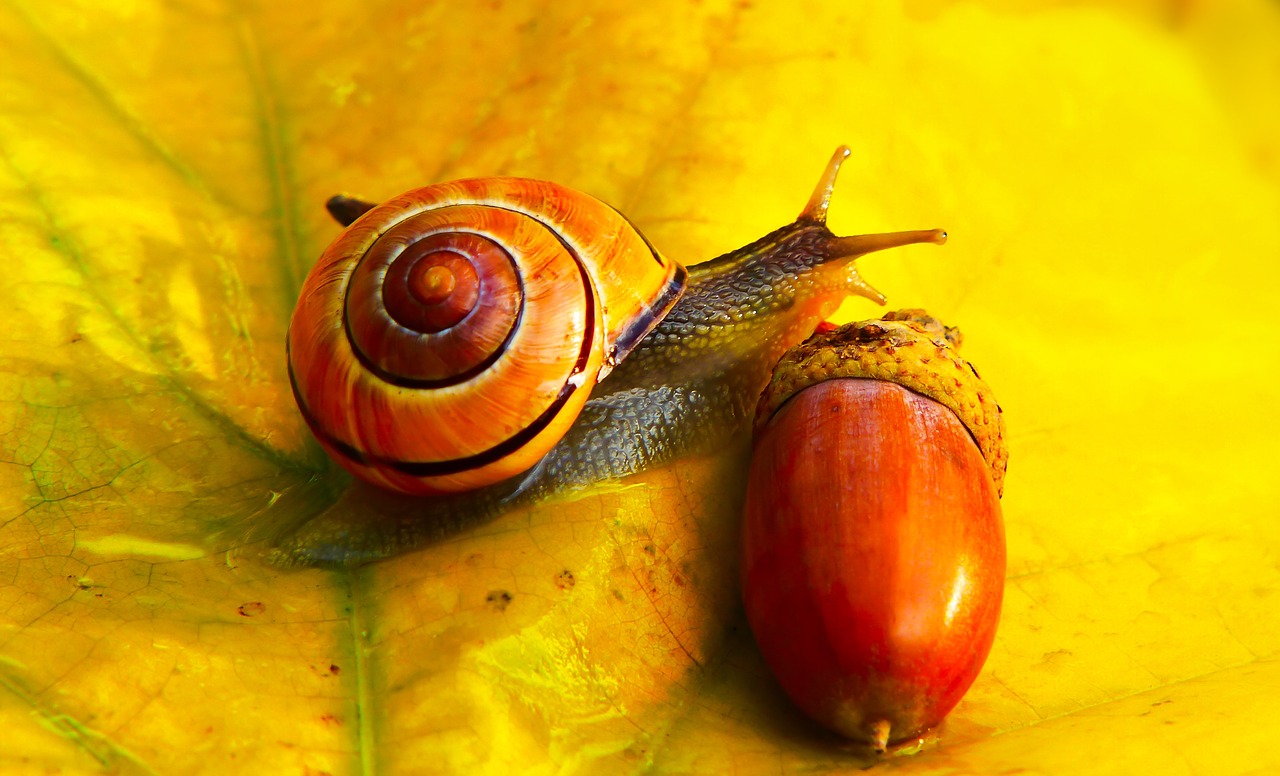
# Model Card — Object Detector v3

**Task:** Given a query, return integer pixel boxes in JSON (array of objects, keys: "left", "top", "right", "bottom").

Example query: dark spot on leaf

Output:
[
  {"left": 486, "top": 590, "right": 513, "bottom": 612},
  {"left": 642, "top": 543, "right": 656, "bottom": 556},
  {"left": 329, "top": 664, "right": 341, "bottom": 675},
  {"left": 320, "top": 713, "right": 342, "bottom": 726},
  {"left": 466, "top": 552, "right": 484, "bottom": 567},
  {"left": 612, "top": 589, "right": 626, "bottom": 602},
  {"left": 69, "top": 333, "right": 83, "bottom": 344},
  {"left": 238, "top": 601, "right": 267, "bottom": 617},
  {"left": 555, "top": 569, "right": 576, "bottom": 590}
]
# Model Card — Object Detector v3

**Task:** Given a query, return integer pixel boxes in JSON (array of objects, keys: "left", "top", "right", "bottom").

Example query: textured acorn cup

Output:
[{"left": 741, "top": 310, "right": 1008, "bottom": 752}]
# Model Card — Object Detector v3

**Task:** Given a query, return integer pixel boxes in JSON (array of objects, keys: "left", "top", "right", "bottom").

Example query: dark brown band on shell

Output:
[
  {"left": 609, "top": 262, "right": 687, "bottom": 369},
  {"left": 287, "top": 354, "right": 584, "bottom": 477}
]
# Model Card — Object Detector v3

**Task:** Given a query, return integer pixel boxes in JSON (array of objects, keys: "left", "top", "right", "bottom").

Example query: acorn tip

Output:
[{"left": 869, "top": 719, "right": 891, "bottom": 753}]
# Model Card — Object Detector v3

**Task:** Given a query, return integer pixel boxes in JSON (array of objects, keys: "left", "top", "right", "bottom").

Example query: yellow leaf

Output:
[{"left": 2, "top": 0, "right": 1278, "bottom": 774}]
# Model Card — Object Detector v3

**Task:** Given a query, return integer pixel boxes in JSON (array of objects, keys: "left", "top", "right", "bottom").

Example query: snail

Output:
[
  {"left": 279, "top": 148, "right": 946, "bottom": 564},
  {"left": 740, "top": 311, "right": 1007, "bottom": 751}
]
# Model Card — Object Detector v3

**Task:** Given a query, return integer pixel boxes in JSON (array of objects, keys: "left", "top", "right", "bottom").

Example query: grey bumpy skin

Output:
[{"left": 270, "top": 152, "right": 942, "bottom": 565}]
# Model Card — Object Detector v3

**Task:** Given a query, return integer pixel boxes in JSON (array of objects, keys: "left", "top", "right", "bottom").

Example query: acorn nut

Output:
[{"left": 741, "top": 310, "right": 1008, "bottom": 752}]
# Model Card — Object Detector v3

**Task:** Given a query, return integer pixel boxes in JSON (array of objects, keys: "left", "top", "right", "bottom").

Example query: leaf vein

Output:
[
  {"left": 7, "top": 1, "right": 230, "bottom": 209},
  {"left": 0, "top": 147, "right": 312, "bottom": 477}
]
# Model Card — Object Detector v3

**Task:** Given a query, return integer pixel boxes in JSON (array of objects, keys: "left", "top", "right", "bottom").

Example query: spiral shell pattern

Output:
[{"left": 288, "top": 178, "right": 686, "bottom": 495}]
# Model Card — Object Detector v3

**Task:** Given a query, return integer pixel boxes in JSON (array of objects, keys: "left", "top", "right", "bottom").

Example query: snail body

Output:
[
  {"left": 280, "top": 149, "right": 946, "bottom": 564},
  {"left": 741, "top": 314, "right": 1007, "bottom": 750}
]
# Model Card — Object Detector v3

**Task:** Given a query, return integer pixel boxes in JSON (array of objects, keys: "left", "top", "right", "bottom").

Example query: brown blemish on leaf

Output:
[
  {"left": 67, "top": 576, "right": 101, "bottom": 597},
  {"left": 555, "top": 569, "right": 576, "bottom": 590},
  {"left": 237, "top": 601, "right": 267, "bottom": 617},
  {"left": 486, "top": 590, "right": 513, "bottom": 612}
]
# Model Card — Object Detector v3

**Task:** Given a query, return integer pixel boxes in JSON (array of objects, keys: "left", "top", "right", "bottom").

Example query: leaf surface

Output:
[{"left": 2, "top": 1, "right": 1278, "bottom": 774}]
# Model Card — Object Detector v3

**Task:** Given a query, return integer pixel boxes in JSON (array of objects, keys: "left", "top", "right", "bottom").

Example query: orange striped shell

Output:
[{"left": 287, "top": 178, "right": 687, "bottom": 495}]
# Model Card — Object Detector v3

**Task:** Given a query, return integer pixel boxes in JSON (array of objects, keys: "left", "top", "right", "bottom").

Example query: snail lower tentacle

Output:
[{"left": 272, "top": 148, "right": 945, "bottom": 565}]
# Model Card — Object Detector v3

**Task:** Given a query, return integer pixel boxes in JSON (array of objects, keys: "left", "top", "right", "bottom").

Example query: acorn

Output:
[{"left": 740, "top": 310, "right": 1008, "bottom": 751}]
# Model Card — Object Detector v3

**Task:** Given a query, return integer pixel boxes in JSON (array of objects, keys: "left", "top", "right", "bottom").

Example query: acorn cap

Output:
[{"left": 754, "top": 309, "right": 1008, "bottom": 496}]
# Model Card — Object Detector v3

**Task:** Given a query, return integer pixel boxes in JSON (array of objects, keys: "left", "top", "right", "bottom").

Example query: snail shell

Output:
[{"left": 287, "top": 177, "right": 686, "bottom": 495}]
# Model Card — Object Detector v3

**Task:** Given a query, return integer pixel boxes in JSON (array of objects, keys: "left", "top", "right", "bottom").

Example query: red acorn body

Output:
[{"left": 741, "top": 312, "right": 1007, "bottom": 750}]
